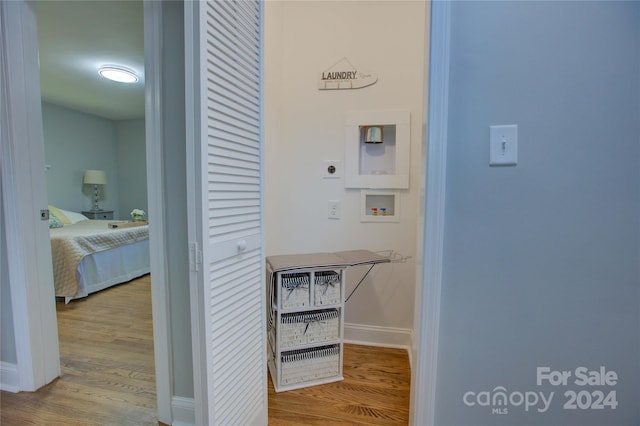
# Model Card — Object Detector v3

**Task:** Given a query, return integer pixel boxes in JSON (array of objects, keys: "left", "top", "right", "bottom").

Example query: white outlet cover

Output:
[
  {"left": 323, "top": 160, "right": 342, "bottom": 178},
  {"left": 328, "top": 200, "right": 341, "bottom": 219}
]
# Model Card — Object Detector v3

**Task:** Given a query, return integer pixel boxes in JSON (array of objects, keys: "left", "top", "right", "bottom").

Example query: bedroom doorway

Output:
[{"left": 33, "top": 0, "right": 158, "bottom": 421}]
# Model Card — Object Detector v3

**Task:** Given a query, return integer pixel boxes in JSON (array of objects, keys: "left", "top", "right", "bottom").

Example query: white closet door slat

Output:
[
  {"left": 206, "top": 36, "right": 259, "bottom": 84},
  {"left": 208, "top": 107, "right": 260, "bottom": 136},
  {"left": 205, "top": 28, "right": 258, "bottom": 85},
  {"left": 208, "top": 6, "right": 259, "bottom": 68},
  {"left": 208, "top": 121, "right": 259, "bottom": 145},
  {"left": 208, "top": 83, "right": 259, "bottom": 117},
  {"left": 210, "top": 142, "right": 259, "bottom": 161},
  {"left": 208, "top": 98, "right": 259, "bottom": 126},
  {"left": 209, "top": 197, "right": 260, "bottom": 209}
]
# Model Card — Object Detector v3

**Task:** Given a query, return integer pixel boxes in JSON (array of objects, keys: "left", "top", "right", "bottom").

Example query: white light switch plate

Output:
[{"left": 490, "top": 125, "right": 518, "bottom": 166}]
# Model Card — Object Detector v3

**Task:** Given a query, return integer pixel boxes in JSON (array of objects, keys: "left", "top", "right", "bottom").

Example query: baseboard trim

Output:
[
  {"left": 171, "top": 396, "right": 195, "bottom": 426},
  {"left": 344, "top": 323, "right": 413, "bottom": 368},
  {"left": 0, "top": 361, "right": 19, "bottom": 393}
]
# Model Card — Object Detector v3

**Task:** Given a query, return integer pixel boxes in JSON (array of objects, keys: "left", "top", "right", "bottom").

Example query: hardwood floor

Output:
[
  {"left": 0, "top": 275, "right": 157, "bottom": 426},
  {"left": 268, "top": 344, "right": 410, "bottom": 425},
  {"left": 1, "top": 275, "right": 410, "bottom": 425}
]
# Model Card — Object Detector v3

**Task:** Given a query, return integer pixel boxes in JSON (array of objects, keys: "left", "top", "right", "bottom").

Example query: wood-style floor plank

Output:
[
  {"left": 1, "top": 274, "right": 410, "bottom": 425},
  {"left": 268, "top": 344, "right": 410, "bottom": 425},
  {"left": 0, "top": 275, "right": 158, "bottom": 426}
]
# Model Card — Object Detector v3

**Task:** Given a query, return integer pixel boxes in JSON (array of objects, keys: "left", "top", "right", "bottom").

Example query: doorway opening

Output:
[{"left": 35, "top": 0, "right": 156, "bottom": 421}]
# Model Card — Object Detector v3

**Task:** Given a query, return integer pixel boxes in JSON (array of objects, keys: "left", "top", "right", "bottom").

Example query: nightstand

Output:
[{"left": 82, "top": 210, "right": 114, "bottom": 220}]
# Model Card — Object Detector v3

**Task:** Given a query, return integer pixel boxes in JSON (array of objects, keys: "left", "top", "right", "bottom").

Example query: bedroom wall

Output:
[
  {"left": 435, "top": 2, "right": 640, "bottom": 425},
  {"left": 116, "top": 118, "right": 147, "bottom": 219},
  {"left": 42, "top": 102, "right": 121, "bottom": 217},
  {"left": 264, "top": 1, "right": 426, "bottom": 345},
  {"left": 42, "top": 103, "right": 148, "bottom": 220}
]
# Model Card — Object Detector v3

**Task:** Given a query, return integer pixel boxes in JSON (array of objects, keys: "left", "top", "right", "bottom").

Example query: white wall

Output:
[
  {"left": 435, "top": 2, "right": 640, "bottom": 425},
  {"left": 264, "top": 1, "right": 426, "bottom": 341}
]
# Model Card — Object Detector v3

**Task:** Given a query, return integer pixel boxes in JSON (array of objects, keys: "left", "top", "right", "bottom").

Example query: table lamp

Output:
[{"left": 83, "top": 169, "right": 106, "bottom": 211}]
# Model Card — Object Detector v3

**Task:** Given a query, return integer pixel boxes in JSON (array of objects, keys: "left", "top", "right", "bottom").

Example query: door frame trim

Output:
[
  {"left": 183, "top": 1, "right": 208, "bottom": 424},
  {"left": 0, "top": 0, "right": 60, "bottom": 392},
  {"left": 1, "top": 1, "right": 175, "bottom": 422},
  {"left": 411, "top": 1, "right": 450, "bottom": 425},
  {"left": 143, "top": 2, "right": 174, "bottom": 424}
]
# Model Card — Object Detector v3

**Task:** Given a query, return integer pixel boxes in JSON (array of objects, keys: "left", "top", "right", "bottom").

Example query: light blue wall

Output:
[
  {"left": 435, "top": 2, "right": 639, "bottom": 425},
  {"left": 42, "top": 102, "right": 120, "bottom": 216},
  {"left": 116, "top": 119, "right": 147, "bottom": 219},
  {"left": 42, "top": 102, "right": 147, "bottom": 220},
  {"left": 0, "top": 183, "right": 17, "bottom": 364}
]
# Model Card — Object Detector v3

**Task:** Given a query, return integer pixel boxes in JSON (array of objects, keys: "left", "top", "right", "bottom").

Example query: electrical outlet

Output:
[
  {"left": 323, "top": 160, "right": 342, "bottom": 179},
  {"left": 328, "top": 200, "right": 341, "bottom": 219}
]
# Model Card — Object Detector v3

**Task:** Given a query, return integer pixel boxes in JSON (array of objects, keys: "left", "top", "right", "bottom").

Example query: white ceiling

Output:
[{"left": 35, "top": 0, "right": 145, "bottom": 121}]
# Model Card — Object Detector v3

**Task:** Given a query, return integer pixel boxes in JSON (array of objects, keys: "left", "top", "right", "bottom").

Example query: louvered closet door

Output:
[{"left": 186, "top": 1, "right": 266, "bottom": 425}]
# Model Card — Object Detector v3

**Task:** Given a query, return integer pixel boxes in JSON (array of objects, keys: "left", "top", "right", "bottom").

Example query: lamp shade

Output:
[{"left": 83, "top": 170, "right": 106, "bottom": 185}]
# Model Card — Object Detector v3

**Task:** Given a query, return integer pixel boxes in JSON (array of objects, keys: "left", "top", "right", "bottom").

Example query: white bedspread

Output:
[{"left": 50, "top": 220, "right": 149, "bottom": 298}]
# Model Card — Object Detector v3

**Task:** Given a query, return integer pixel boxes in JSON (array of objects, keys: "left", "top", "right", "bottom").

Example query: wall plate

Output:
[
  {"left": 323, "top": 160, "right": 342, "bottom": 178},
  {"left": 490, "top": 124, "right": 518, "bottom": 166},
  {"left": 328, "top": 200, "right": 341, "bottom": 219}
]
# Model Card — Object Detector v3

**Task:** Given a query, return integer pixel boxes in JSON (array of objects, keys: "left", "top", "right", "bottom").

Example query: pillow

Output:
[
  {"left": 48, "top": 205, "right": 89, "bottom": 224},
  {"left": 48, "top": 205, "right": 71, "bottom": 225},
  {"left": 58, "top": 209, "right": 89, "bottom": 224},
  {"left": 48, "top": 212, "right": 64, "bottom": 229}
]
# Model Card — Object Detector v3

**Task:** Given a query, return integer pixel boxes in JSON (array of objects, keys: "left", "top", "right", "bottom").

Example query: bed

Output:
[{"left": 49, "top": 207, "right": 150, "bottom": 303}]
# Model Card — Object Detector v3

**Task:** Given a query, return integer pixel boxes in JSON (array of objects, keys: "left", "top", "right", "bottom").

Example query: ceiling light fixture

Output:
[{"left": 98, "top": 66, "right": 138, "bottom": 83}]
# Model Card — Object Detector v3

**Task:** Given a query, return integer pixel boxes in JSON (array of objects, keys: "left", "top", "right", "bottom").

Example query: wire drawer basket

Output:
[
  {"left": 280, "top": 272, "right": 310, "bottom": 309},
  {"left": 279, "top": 309, "right": 340, "bottom": 349},
  {"left": 314, "top": 270, "right": 341, "bottom": 306},
  {"left": 280, "top": 344, "right": 340, "bottom": 386}
]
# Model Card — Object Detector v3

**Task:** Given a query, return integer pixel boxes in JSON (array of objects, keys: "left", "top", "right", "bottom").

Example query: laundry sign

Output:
[{"left": 318, "top": 57, "right": 377, "bottom": 90}]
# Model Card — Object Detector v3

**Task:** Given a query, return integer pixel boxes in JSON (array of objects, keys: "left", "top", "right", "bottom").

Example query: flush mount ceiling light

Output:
[{"left": 98, "top": 66, "right": 138, "bottom": 83}]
